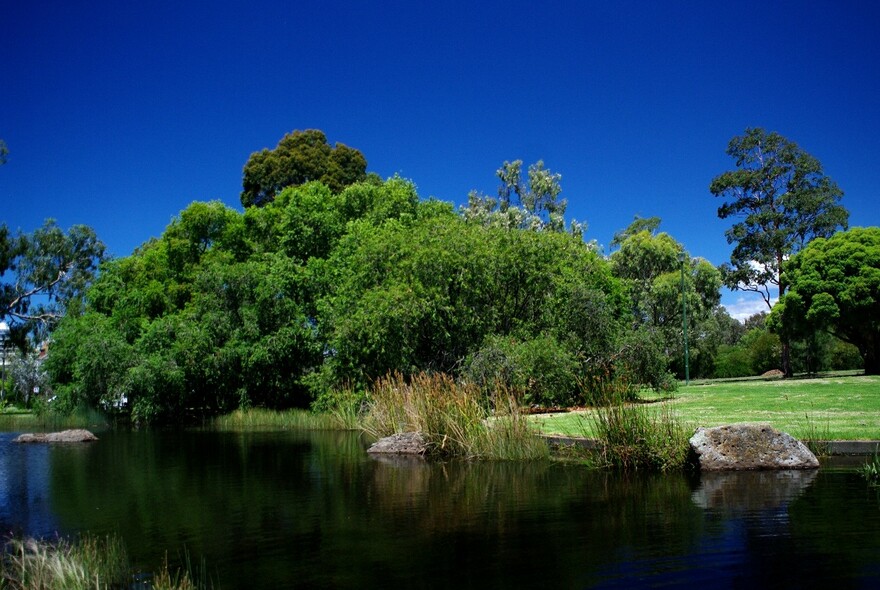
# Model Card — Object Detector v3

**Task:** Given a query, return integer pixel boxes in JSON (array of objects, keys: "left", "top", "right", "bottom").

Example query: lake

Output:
[{"left": 1, "top": 429, "right": 878, "bottom": 588}]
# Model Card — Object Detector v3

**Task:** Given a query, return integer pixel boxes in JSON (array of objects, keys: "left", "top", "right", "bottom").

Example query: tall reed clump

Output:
[
  {"left": 590, "top": 393, "right": 691, "bottom": 472},
  {"left": 1, "top": 535, "right": 210, "bottom": 590},
  {"left": 2, "top": 534, "right": 129, "bottom": 590},
  {"left": 361, "top": 372, "right": 548, "bottom": 461}
]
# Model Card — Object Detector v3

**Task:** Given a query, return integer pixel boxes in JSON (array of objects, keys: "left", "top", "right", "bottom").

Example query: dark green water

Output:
[{"left": 1, "top": 429, "right": 878, "bottom": 589}]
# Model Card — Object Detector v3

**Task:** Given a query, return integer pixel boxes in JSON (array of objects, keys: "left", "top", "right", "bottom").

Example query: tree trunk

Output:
[
  {"left": 781, "top": 340, "right": 793, "bottom": 378},
  {"left": 863, "top": 342, "right": 880, "bottom": 376}
]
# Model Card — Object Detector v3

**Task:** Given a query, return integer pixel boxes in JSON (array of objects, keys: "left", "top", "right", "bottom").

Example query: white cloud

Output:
[{"left": 722, "top": 294, "right": 777, "bottom": 323}]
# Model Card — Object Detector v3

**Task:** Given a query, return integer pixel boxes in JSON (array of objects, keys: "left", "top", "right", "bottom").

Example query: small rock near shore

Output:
[
  {"left": 689, "top": 423, "right": 819, "bottom": 471},
  {"left": 14, "top": 429, "right": 99, "bottom": 444},
  {"left": 367, "top": 432, "right": 428, "bottom": 455}
]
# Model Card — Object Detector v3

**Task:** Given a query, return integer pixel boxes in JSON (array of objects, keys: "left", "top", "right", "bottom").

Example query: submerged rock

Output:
[
  {"left": 367, "top": 432, "right": 428, "bottom": 455},
  {"left": 689, "top": 423, "right": 819, "bottom": 471},
  {"left": 14, "top": 429, "right": 98, "bottom": 443}
]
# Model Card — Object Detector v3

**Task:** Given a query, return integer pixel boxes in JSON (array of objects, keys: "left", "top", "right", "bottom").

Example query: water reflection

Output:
[
  {"left": 0, "top": 429, "right": 876, "bottom": 588},
  {"left": 0, "top": 432, "right": 58, "bottom": 536},
  {"left": 692, "top": 469, "right": 818, "bottom": 512}
]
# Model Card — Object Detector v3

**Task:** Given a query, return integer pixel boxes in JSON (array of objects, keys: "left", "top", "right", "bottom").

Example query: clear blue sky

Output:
[{"left": 3, "top": 0, "right": 878, "bottom": 320}]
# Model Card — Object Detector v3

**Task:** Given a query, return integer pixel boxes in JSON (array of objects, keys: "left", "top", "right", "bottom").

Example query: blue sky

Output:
[{"left": 3, "top": 1, "right": 878, "bottom": 320}]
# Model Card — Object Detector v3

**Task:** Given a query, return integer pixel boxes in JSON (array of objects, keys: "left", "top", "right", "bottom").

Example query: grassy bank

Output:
[
  {"left": 209, "top": 407, "right": 344, "bottom": 431},
  {"left": 0, "top": 406, "right": 109, "bottom": 433},
  {"left": 531, "top": 374, "right": 880, "bottom": 441},
  {"left": 0, "top": 534, "right": 206, "bottom": 590}
]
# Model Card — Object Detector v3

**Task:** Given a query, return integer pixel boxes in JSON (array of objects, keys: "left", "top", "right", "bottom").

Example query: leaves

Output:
[
  {"left": 710, "top": 128, "right": 848, "bottom": 307},
  {"left": 771, "top": 227, "right": 880, "bottom": 373},
  {"left": 240, "top": 129, "right": 368, "bottom": 207},
  {"left": 0, "top": 220, "right": 105, "bottom": 333}
]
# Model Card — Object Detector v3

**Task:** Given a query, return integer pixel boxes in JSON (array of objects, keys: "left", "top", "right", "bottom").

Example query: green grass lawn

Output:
[{"left": 530, "top": 373, "right": 880, "bottom": 441}]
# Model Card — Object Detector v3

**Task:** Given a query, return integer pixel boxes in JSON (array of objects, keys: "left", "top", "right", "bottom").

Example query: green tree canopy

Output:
[
  {"left": 710, "top": 128, "right": 848, "bottom": 308},
  {"left": 610, "top": 224, "right": 722, "bottom": 378},
  {"left": 241, "top": 129, "right": 368, "bottom": 207},
  {"left": 770, "top": 227, "right": 880, "bottom": 374},
  {"left": 0, "top": 220, "right": 105, "bottom": 338},
  {"left": 462, "top": 159, "right": 585, "bottom": 236}
]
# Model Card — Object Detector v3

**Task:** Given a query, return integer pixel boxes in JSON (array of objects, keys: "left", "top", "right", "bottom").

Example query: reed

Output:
[
  {"left": 0, "top": 535, "right": 211, "bottom": 590},
  {"left": 0, "top": 406, "right": 109, "bottom": 432},
  {"left": 590, "top": 395, "right": 691, "bottom": 472},
  {"left": 210, "top": 407, "right": 340, "bottom": 431},
  {"left": 858, "top": 449, "right": 880, "bottom": 487},
  {"left": 796, "top": 407, "right": 832, "bottom": 457},
  {"left": 361, "top": 373, "right": 548, "bottom": 460},
  {"left": 2, "top": 534, "right": 129, "bottom": 590}
]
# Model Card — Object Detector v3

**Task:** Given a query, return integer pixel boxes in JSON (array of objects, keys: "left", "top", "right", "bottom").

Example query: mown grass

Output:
[
  {"left": 362, "top": 373, "right": 550, "bottom": 461},
  {"left": 0, "top": 534, "right": 206, "bottom": 590},
  {"left": 530, "top": 373, "right": 880, "bottom": 441}
]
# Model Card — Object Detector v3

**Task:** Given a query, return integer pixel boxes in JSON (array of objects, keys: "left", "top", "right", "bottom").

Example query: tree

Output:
[
  {"left": 610, "top": 223, "right": 722, "bottom": 378},
  {"left": 710, "top": 127, "right": 849, "bottom": 375},
  {"left": 0, "top": 220, "right": 106, "bottom": 334},
  {"left": 241, "top": 129, "right": 368, "bottom": 207},
  {"left": 462, "top": 160, "right": 585, "bottom": 236},
  {"left": 610, "top": 215, "right": 661, "bottom": 249},
  {"left": 769, "top": 227, "right": 880, "bottom": 374}
]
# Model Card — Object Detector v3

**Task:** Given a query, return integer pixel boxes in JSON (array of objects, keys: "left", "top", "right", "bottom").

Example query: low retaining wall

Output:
[{"left": 543, "top": 436, "right": 880, "bottom": 456}]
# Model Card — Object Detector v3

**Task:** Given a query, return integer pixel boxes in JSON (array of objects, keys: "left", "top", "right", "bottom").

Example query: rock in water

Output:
[
  {"left": 14, "top": 429, "right": 99, "bottom": 443},
  {"left": 689, "top": 423, "right": 819, "bottom": 471},
  {"left": 367, "top": 432, "right": 428, "bottom": 455}
]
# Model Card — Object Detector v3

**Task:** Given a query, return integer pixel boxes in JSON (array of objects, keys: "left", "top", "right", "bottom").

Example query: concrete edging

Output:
[{"left": 542, "top": 435, "right": 880, "bottom": 456}]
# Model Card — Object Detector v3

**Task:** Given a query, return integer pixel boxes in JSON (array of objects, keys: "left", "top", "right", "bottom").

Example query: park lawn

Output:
[{"left": 530, "top": 374, "right": 880, "bottom": 441}]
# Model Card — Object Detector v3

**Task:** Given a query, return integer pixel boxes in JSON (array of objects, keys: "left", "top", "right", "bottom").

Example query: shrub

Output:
[
  {"left": 713, "top": 344, "right": 753, "bottom": 378},
  {"left": 463, "top": 334, "right": 579, "bottom": 407}
]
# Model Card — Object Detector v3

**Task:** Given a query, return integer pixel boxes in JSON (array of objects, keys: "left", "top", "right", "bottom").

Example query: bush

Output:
[
  {"left": 713, "top": 344, "right": 752, "bottom": 378},
  {"left": 463, "top": 334, "right": 579, "bottom": 407}
]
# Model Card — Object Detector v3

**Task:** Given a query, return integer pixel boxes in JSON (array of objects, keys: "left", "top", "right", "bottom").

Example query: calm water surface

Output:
[{"left": 0, "top": 429, "right": 878, "bottom": 589}]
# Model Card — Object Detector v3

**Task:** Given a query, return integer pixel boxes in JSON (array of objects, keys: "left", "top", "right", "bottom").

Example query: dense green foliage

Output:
[
  {"left": 771, "top": 227, "right": 880, "bottom": 374},
  {"left": 48, "top": 161, "right": 701, "bottom": 423},
  {"left": 240, "top": 129, "right": 368, "bottom": 207},
  {"left": 609, "top": 220, "right": 722, "bottom": 380},
  {"left": 44, "top": 174, "right": 640, "bottom": 422}
]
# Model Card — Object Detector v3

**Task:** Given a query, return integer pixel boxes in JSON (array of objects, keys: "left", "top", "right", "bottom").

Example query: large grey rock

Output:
[
  {"left": 689, "top": 423, "right": 819, "bottom": 471},
  {"left": 367, "top": 432, "right": 428, "bottom": 455},
  {"left": 14, "top": 429, "right": 98, "bottom": 443}
]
